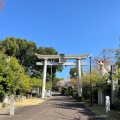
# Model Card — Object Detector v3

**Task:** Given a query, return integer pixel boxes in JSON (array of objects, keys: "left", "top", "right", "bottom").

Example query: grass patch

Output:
[{"left": 14, "top": 98, "right": 45, "bottom": 106}]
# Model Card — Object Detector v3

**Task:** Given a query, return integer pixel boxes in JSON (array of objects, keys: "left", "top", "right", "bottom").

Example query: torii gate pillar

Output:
[
  {"left": 77, "top": 59, "right": 82, "bottom": 97},
  {"left": 41, "top": 58, "right": 47, "bottom": 99}
]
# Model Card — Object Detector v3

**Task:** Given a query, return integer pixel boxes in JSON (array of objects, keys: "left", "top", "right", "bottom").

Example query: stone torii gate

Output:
[{"left": 35, "top": 53, "right": 89, "bottom": 99}]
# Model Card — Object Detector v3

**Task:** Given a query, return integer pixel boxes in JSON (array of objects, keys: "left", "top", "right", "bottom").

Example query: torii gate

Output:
[{"left": 35, "top": 53, "right": 89, "bottom": 99}]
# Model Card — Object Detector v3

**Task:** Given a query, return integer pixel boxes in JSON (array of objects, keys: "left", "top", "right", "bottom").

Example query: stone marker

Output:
[
  {"left": 106, "top": 96, "right": 110, "bottom": 119},
  {"left": 10, "top": 94, "right": 14, "bottom": 115}
]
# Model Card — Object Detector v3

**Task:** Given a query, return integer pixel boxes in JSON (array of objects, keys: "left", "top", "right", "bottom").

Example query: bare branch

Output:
[{"left": 0, "top": 0, "right": 6, "bottom": 11}]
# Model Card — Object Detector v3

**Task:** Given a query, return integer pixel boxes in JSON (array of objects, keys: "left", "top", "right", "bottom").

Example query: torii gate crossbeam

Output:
[{"left": 36, "top": 61, "right": 88, "bottom": 66}]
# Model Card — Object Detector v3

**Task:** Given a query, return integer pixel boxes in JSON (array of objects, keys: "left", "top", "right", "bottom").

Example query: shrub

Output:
[
  {"left": 71, "top": 91, "right": 77, "bottom": 98},
  {"left": 2, "top": 102, "right": 6, "bottom": 108},
  {"left": 76, "top": 96, "right": 83, "bottom": 102},
  {"left": 61, "top": 87, "right": 67, "bottom": 95}
]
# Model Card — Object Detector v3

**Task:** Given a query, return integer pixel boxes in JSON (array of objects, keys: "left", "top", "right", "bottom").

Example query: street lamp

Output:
[
  {"left": 50, "top": 60, "right": 52, "bottom": 97},
  {"left": 89, "top": 54, "right": 92, "bottom": 106}
]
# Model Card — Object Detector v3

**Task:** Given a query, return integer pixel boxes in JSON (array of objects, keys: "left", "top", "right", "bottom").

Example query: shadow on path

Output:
[{"left": 50, "top": 94, "right": 105, "bottom": 120}]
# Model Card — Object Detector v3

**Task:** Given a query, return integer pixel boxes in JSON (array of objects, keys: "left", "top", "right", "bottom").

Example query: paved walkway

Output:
[{"left": 0, "top": 94, "right": 104, "bottom": 120}]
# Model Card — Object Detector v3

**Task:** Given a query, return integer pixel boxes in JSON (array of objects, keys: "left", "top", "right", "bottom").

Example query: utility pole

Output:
[
  {"left": 50, "top": 60, "right": 52, "bottom": 97},
  {"left": 88, "top": 54, "right": 92, "bottom": 106},
  {"left": 89, "top": 55, "right": 92, "bottom": 106}
]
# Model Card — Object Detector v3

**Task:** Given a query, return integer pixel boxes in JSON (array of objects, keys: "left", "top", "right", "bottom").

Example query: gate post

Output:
[
  {"left": 106, "top": 96, "right": 110, "bottom": 119},
  {"left": 77, "top": 59, "right": 82, "bottom": 97},
  {"left": 41, "top": 58, "right": 47, "bottom": 99},
  {"left": 10, "top": 94, "right": 14, "bottom": 115}
]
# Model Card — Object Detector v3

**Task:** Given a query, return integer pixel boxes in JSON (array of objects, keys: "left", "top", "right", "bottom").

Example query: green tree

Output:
[
  {"left": 0, "top": 37, "right": 63, "bottom": 91},
  {"left": 0, "top": 37, "right": 18, "bottom": 56},
  {"left": 36, "top": 47, "right": 63, "bottom": 80},
  {"left": 69, "top": 67, "right": 77, "bottom": 78},
  {"left": 0, "top": 52, "right": 25, "bottom": 94},
  {"left": 30, "top": 77, "right": 42, "bottom": 89},
  {"left": 46, "top": 81, "right": 51, "bottom": 90},
  {"left": 0, "top": 38, "right": 63, "bottom": 80},
  {"left": 69, "top": 66, "right": 84, "bottom": 78},
  {"left": 0, "top": 37, "right": 37, "bottom": 72},
  {"left": 52, "top": 77, "right": 63, "bottom": 90},
  {"left": 118, "top": 68, "right": 120, "bottom": 81},
  {"left": 0, "top": 51, "right": 41, "bottom": 95}
]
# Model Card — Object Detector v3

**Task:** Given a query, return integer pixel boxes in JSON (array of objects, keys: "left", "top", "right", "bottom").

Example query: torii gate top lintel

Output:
[{"left": 35, "top": 53, "right": 89, "bottom": 60}]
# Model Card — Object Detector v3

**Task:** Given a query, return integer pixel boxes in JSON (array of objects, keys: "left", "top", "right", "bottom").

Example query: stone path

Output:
[{"left": 0, "top": 94, "right": 104, "bottom": 120}]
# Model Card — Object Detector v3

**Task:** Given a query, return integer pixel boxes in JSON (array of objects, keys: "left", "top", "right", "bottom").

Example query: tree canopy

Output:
[
  {"left": 0, "top": 37, "right": 63, "bottom": 95},
  {"left": 0, "top": 37, "right": 62, "bottom": 80},
  {"left": 69, "top": 66, "right": 84, "bottom": 78}
]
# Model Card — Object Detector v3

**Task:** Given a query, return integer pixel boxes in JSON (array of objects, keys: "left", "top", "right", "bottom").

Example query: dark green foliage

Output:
[
  {"left": 82, "top": 86, "right": 90, "bottom": 100},
  {"left": 37, "top": 47, "right": 58, "bottom": 55},
  {"left": 0, "top": 37, "right": 62, "bottom": 82},
  {"left": 0, "top": 93, "right": 4, "bottom": 102},
  {"left": 52, "top": 77, "right": 63, "bottom": 91},
  {"left": 36, "top": 47, "right": 63, "bottom": 81},
  {"left": 76, "top": 96, "right": 83, "bottom": 102},
  {"left": 0, "top": 37, "right": 37, "bottom": 71},
  {"left": 69, "top": 67, "right": 78, "bottom": 78},
  {"left": 32, "top": 93, "right": 40, "bottom": 98},
  {"left": 0, "top": 37, "right": 18, "bottom": 56},
  {"left": 2, "top": 102, "right": 6, "bottom": 108},
  {"left": 71, "top": 91, "right": 78, "bottom": 98},
  {"left": 68, "top": 86, "right": 73, "bottom": 96},
  {"left": 69, "top": 66, "right": 84, "bottom": 78},
  {"left": 61, "top": 87, "right": 68, "bottom": 95},
  {"left": 0, "top": 37, "right": 64, "bottom": 96}
]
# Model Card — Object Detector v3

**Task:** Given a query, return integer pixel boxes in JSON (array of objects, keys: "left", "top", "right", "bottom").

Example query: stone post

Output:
[
  {"left": 106, "top": 96, "right": 110, "bottom": 119},
  {"left": 10, "top": 94, "right": 14, "bottom": 115}
]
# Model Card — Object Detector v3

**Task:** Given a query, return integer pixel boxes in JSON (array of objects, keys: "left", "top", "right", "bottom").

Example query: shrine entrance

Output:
[{"left": 35, "top": 53, "right": 89, "bottom": 99}]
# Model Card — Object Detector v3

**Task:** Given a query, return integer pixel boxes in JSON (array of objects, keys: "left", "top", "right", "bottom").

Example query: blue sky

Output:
[{"left": 0, "top": 0, "right": 120, "bottom": 79}]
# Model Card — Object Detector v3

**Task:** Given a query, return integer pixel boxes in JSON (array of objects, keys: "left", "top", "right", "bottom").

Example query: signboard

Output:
[{"left": 59, "top": 54, "right": 65, "bottom": 63}]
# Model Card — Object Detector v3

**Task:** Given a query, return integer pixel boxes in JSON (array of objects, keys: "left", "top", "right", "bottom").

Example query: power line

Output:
[
  {"left": 5, "top": 9, "right": 29, "bottom": 39},
  {"left": 17, "top": 0, "right": 44, "bottom": 46},
  {"left": 5, "top": 8, "right": 33, "bottom": 40},
  {"left": 4, "top": 0, "right": 43, "bottom": 43}
]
